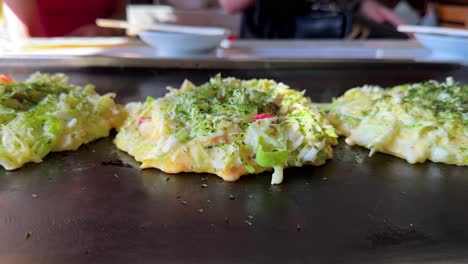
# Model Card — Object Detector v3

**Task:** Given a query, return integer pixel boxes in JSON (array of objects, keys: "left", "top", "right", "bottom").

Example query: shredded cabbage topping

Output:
[
  {"left": 0, "top": 72, "right": 124, "bottom": 170},
  {"left": 115, "top": 75, "right": 338, "bottom": 184}
]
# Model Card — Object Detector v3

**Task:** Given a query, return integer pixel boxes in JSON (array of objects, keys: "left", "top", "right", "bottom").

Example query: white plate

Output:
[
  {"left": 398, "top": 25, "right": 468, "bottom": 38},
  {"left": 138, "top": 27, "right": 229, "bottom": 55},
  {"left": 414, "top": 33, "right": 468, "bottom": 60}
]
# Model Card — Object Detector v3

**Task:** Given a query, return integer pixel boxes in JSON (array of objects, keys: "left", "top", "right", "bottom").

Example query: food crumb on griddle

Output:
[
  {"left": 101, "top": 159, "right": 133, "bottom": 168},
  {"left": 197, "top": 208, "right": 204, "bottom": 213},
  {"left": 25, "top": 232, "right": 32, "bottom": 239},
  {"left": 201, "top": 184, "right": 208, "bottom": 188},
  {"left": 244, "top": 220, "right": 252, "bottom": 226},
  {"left": 32, "top": 194, "right": 38, "bottom": 198},
  {"left": 296, "top": 224, "right": 302, "bottom": 232},
  {"left": 367, "top": 220, "right": 432, "bottom": 248},
  {"left": 269, "top": 186, "right": 282, "bottom": 192},
  {"left": 166, "top": 177, "right": 170, "bottom": 182},
  {"left": 229, "top": 194, "right": 235, "bottom": 200},
  {"left": 180, "top": 201, "right": 188, "bottom": 205}
]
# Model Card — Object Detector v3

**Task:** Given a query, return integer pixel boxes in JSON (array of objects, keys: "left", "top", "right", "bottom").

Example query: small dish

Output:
[
  {"left": 398, "top": 25, "right": 468, "bottom": 61},
  {"left": 138, "top": 26, "right": 229, "bottom": 55},
  {"left": 414, "top": 33, "right": 468, "bottom": 60}
]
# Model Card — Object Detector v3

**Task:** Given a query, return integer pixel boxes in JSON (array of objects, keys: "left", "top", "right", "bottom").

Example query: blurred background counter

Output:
[{"left": 0, "top": 1, "right": 467, "bottom": 63}]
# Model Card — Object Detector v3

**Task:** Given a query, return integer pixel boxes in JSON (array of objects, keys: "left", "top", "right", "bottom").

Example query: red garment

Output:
[{"left": 36, "top": 0, "right": 117, "bottom": 37}]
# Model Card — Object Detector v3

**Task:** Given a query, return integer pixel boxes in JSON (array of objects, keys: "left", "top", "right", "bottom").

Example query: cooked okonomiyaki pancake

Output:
[
  {"left": 115, "top": 76, "right": 338, "bottom": 184},
  {"left": 0, "top": 73, "right": 123, "bottom": 170},
  {"left": 327, "top": 78, "right": 467, "bottom": 166}
]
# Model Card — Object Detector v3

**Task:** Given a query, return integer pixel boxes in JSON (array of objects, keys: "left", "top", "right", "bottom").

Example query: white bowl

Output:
[
  {"left": 138, "top": 26, "right": 229, "bottom": 55},
  {"left": 415, "top": 33, "right": 468, "bottom": 61}
]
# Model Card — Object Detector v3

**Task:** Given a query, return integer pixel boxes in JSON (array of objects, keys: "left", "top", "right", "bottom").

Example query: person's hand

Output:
[
  {"left": 360, "top": 0, "right": 405, "bottom": 28},
  {"left": 218, "top": 0, "right": 254, "bottom": 14},
  {"left": 66, "top": 25, "right": 122, "bottom": 37}
]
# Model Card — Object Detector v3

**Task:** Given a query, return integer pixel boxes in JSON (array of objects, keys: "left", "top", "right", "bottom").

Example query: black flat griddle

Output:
[{"left": 0, "top": 59, "right": 467, "bottom": 264}]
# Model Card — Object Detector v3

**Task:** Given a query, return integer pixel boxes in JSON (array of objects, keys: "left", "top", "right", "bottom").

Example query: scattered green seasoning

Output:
[
  {"left": 399, "top": 79, "right": 467, "bottom": 126},
  {"left": 163, "top": 75, "right": 275, "bottom": 139}
]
